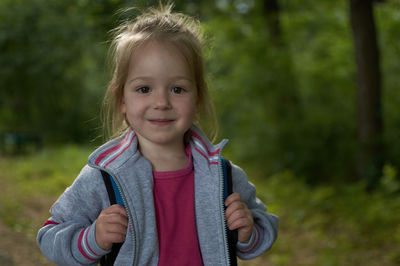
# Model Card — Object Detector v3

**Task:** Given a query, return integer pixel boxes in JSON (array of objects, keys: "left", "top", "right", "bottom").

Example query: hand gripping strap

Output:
[{"left": 100, "top": 170, "right": 123, "bottom": 266}]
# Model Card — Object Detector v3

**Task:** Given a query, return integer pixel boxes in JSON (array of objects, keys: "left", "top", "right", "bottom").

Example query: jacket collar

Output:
[
  {"left": 88, "top": 128, "right": 138, "bottom": 170},
  {"left": 88, "top": 125, "right": 228, "bottom": 170},
  {"left": 188, "top": 126, "right": 228, "bottom": 165}
]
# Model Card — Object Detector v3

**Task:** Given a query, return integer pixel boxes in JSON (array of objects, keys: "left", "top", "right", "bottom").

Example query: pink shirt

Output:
[{"left": 153, "top": 145, "right": 203, "bottom": 266}]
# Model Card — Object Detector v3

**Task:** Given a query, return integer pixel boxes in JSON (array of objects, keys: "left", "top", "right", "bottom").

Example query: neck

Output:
[{"left": 137, "top": 137, "right": 189, "bottom": 172}]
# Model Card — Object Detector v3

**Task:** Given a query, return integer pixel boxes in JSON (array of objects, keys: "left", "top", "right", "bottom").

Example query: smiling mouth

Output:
[{"left": 148, "top": 119, "right": 174, "bottom": 125}]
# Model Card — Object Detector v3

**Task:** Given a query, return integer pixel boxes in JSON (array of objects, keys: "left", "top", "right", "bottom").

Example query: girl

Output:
[{"left": 37, "top": 4, "right": 278, "bottom": 265}]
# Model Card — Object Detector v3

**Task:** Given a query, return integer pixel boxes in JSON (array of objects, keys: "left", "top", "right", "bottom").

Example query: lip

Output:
[{"left": 148, "top": 119, "right": 175, "bottom": 125}]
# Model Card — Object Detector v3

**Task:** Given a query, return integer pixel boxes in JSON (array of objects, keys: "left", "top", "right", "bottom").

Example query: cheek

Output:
[
  {"left": 184, "top": 99, "right": 198, "bottom": 120},
  {"left": 191, "top": 96, "right": 199, "bottom": 114},
  {"left": 193, "top": 92, "right": 200, "bottom": 114},
  {"left": 124, "top": 99, "right": 145, "bottom": 120},
  {"left": 121, "top": 92, "right": 140, "bottom": 115}
]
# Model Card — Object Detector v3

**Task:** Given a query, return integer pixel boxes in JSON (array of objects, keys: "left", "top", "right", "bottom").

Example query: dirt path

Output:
[{"left": 0, "top": 221, "right": 53, "bottom": 266}]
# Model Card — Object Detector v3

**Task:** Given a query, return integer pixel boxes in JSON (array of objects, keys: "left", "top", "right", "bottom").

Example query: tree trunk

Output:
[
  {"left": 262, "top": 0, "right": 282, "bottom": 45},
  {"left": 261, "top": 0, "right": 304, "bottom": 175},
  {"left": 349, "top": 0, "right": 384, "bottom": 190}
]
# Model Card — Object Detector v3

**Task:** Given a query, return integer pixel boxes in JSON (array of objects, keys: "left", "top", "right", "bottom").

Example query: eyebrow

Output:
[{"left": 127, "top": 76, "right": 193, "bottom": 84}]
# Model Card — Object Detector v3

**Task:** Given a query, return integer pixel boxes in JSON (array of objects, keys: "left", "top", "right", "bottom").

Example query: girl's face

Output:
[{"left": 121, "top": 40, "right": 198, "bottom": 149}]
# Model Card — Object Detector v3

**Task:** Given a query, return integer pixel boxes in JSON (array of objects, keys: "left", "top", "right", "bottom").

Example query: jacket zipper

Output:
[
  {"left": 219, "top": 157, "right": 231, "bottom": 266},
  {"left": 110, "top": 174, "right": 137, "bottom": 266},
  {"left": 96, "top": 167, "right": 137, "bottom": 266}
]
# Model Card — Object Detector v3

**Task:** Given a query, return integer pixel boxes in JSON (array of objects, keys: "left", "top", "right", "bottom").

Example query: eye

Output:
[
  {"left": 137, "top": 86, "right": 151, "bottom": 94},
  {"left": 171, "top": 86, "right": 185, "bottom": 94}
]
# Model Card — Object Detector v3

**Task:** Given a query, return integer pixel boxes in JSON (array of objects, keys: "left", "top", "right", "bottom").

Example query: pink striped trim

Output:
[
  {"left": 240, "top": 225, "right": 261, "bottom": 253},
  {"left": 42, "top": 220, "right": 59, "bottom": 227},
  {"left": 194, "top": 147, "right": 219, "bottom": 165},
  {"left": 95, "top": 130, "right": 132, "bottom": 166},
  {"left": 195, "top": 147, "right": 208, "bottom": 161},
  {"left": 104, "top": 134, "right": 136, "bottom": 168},
  {"left": 78, "top": 228, "right": 97, "bottom": 261},
  {"left": 85, "top": 226, "right": 99, "bottom": 257},
  {"left": 190, "top": 130, "right": 220, "bottom": 156}
]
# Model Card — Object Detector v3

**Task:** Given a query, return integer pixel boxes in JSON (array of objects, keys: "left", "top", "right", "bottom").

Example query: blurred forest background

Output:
[{"left": 0, "top": 0, "right": 400, "bottom": 265}]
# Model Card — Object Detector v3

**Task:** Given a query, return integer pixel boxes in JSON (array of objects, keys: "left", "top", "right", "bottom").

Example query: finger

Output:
[
  {"left": 103, "top": 232, "right": 127, "bottom": 244},
  {"left": 225, "top": 201, "right": 246, "bottom": 218},
  {"left": 228, "top": 216, "right": 253, "bottom": 231},
  {"left": 103, "top": 213, "right": 129, "bottom": 227},
  {"left": 95, "top": 221, "right": 127, "bottom": 250},
  {"left": 99, "top": 211, "right": 128, "bottom": 228},
  {"left": 103, "top": 204, "right": 128, "bottom": 217},
  {"left": 226, "top": 208, "right": 249, "bottom": 226},
  {"left": 104, "top": 223, "right": 128, "bottom": 235},
  {"left": 224, "top": 192, "right": 241, "bottom": 206},
  {"left": 97, "top": 220, "right": 127, "bottom": 237}
]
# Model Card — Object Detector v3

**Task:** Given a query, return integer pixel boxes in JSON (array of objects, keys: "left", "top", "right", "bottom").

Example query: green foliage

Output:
[
  {"left": 0, "top": 145, "right": 92, "bottom": 234},
  {"left": 0, "top": 0, "right": 399, "bottom": 184},
  {"left": 204, "top": 13, "right": 299, "bottom": 173},
  {"left": 380, "top": 164, "right": 400, "bottom": 194},
  {"left": 376, "top": 1, "right": 400, "bottom": 170},
  {"left": 204, "top": 0, "right": 400, "bottom": 184},
  {"left": 255, "top": 170, "right": 400, "bottom": 265},
  {"left": 0, "top": 0, "right": 122, "bottom": 143}
]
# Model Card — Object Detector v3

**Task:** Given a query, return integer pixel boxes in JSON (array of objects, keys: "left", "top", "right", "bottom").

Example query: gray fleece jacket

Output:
[{"left": 37, "top": 125, "right": 278, "bottom": 265}]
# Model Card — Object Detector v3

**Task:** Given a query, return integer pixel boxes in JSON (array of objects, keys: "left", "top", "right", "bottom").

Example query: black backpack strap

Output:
[
  {"left": 222, "top": 158, "right": 238, "bottom": 266},
  {"left": 101, "top": 170, "right": 116, "bottom": 205},
  {"left": 100, "top": 170, "right": 123, "bottom": 266}
]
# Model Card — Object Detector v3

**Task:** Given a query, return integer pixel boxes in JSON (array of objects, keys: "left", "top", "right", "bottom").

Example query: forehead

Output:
[{"left": 127, "top": 39, "right": 193, "bottom": 79}]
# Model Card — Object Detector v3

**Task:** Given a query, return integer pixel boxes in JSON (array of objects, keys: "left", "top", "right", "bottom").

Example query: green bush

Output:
[{"left": 253, "top": 170, "right": 400, "bottom": 265}]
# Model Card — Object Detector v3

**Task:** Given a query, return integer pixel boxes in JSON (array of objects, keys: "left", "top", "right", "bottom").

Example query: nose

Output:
[{"left": 152, "top": 89, "right": 171, "bottom": 109}]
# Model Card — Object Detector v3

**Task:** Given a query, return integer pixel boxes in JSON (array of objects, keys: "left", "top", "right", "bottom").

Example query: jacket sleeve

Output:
[
  {"left": 230, "top": 163, "right": 279, "bottom": 260},
  {"left": 37, "top": 165, "right": 111, "bottom": 265}
]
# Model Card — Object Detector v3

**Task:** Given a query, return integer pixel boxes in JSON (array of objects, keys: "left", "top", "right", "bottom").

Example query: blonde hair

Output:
[{"left": 102, "top": 3, "right": 218, "bottom": 142}]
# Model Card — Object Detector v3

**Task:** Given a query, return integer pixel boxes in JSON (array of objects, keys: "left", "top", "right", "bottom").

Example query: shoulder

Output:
[
  {"left": 229, "top": 161, "right": 247, "bottom": 180},
  {"left": 64, "top": 165, "right": 105, "bottom": 196},
  {"left": 50, "top": 164, "right": 110, "bottom": 223},
  {"left": 228, "top": 161, "right": 252, "bottom": 190},
  {"left": 228, "top": 160, "right": 266, "bottom": 210}
]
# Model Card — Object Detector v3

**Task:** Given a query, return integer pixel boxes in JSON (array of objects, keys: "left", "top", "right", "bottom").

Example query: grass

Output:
[
  {"left": 1, "top": 146, "right": 399, "bottom": 265},
  {"left": 0, "top": 145, "right": 92, "bottom": 265},
  {"left": 0, "top": 145, "right": 92, "bottom": 229},
  {"left": 252, "top": 170, "right": 400, "bottom": 266}
]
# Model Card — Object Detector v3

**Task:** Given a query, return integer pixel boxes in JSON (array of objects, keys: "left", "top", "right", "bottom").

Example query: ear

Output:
[
  {"left": 120, "top": 96, "right": 126, "bottom": 114},
  {"left": 115, "top": 85, "right": 126, "bottom": 114}
]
